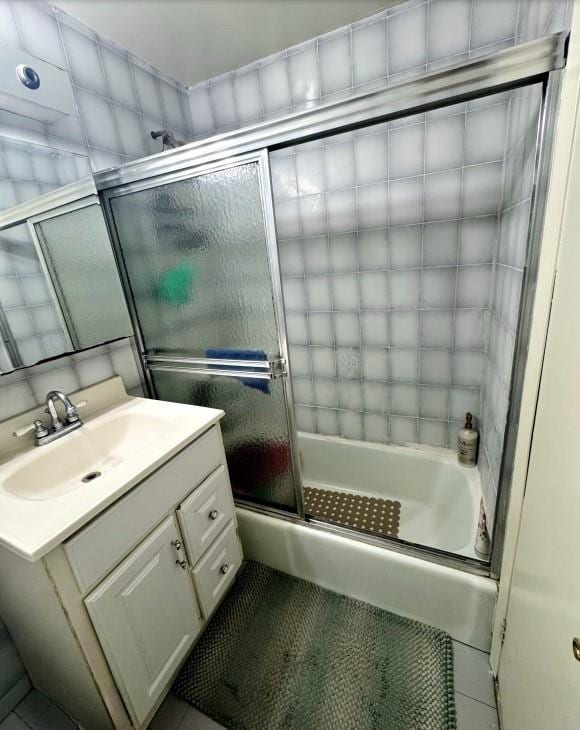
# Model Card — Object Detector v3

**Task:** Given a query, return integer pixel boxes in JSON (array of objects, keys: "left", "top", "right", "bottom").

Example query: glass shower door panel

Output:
[
  {"left": 109, "top": 163, "right": 279, "bottom": 358},
  {"left": 151, "top": 368, "right": 296, "bottom": 512},
  {"left": 108, "top": 157, "right": 298, "bottom": 513}
]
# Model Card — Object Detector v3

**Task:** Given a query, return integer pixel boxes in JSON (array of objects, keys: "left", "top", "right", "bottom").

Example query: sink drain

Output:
[{"left": 82, "top": 471, "right": 102, "bottom": 483}]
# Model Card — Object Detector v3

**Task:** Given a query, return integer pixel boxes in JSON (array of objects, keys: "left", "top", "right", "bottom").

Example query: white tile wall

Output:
[
  {"left": 187, "top": 0, "right": 569, "bottom": 142},
  {"left": 0, "top": 338, "right": 143, "bottom": 421},
  {"left": 0, "top": 0, "right": 191, "bottom": 411},
  {"left": 0, "top": 0, "right": 192, "bottom": 172},
  {"left": 0, "top": 220, "right": 67, "bottom": 365},
  {"left": 271, "top": 92, "right": 513, "bottom": 448}
]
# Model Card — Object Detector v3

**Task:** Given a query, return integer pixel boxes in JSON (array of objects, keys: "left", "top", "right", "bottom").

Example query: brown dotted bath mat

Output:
[{"left": 304, "top": 486, "right": 401, "bottom": 538}]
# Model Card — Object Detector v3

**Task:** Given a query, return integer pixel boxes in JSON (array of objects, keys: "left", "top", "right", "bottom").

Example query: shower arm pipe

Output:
[{"left": 94, "top": 32, "right": 568, "bottom": 192}]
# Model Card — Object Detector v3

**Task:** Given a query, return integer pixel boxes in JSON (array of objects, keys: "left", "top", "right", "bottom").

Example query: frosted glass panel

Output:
[
  {"left": 36, "top": 205, "right": 132, "bottom": 349},
  {"left": 152, "top": 369, "right": 296, "bottom": 512},
  {"left": 110, "top": 163, "right": 279, "bottom": 357},
  {"left": 111, "top": 159, "right": 298, "bottom": 512}
]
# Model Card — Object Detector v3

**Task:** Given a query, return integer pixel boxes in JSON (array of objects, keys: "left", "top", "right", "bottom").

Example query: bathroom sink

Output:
[
  {"left": 0, "top": 376, "right": 224, "bottom": 561},
  {"left": 2, "top": 408, "right": 172, "bottom": 501}
]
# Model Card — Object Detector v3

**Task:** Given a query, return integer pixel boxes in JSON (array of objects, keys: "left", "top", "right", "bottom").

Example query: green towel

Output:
[{"left": 155, "top": 262, "right": 196, "bottom": 305}]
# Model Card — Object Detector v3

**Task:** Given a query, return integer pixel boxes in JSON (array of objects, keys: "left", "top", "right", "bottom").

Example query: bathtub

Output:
[
  {"left": 237, "top": 432, "right": 495, "bottom": 651},
  {"left": 298, "top": 432, "right": 482, "bottom": 559},
  {"left": 237, "top": 506, "right": 496, "bottom": 650}
]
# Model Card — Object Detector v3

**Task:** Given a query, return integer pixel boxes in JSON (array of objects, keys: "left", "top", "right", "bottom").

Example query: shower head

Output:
[{"left": 151, "top": 129, "right": 185, "bottom": 150}]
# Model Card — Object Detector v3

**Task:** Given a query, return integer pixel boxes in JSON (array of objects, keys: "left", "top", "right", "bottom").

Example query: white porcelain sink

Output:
[
  {"left": 2, "top": 410, "right": 172, "bottom": 501},
  {"left": 0, "top": 377, "right": 224, "bottom": 561}
]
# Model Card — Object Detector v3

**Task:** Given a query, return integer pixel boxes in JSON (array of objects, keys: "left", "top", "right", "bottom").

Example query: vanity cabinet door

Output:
[{"left": 85, "top": 516, "right": 202, "bottom": 727}]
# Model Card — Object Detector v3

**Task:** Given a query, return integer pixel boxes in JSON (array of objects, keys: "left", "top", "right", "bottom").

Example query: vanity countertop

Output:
[{"left": 0, "top": 377, "right": 223, "bottom": 561}]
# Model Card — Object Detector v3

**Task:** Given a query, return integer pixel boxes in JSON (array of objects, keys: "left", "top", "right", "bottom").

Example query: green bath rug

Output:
[{"left": 173, "top": 561, "right": 456, "bottom": 730}]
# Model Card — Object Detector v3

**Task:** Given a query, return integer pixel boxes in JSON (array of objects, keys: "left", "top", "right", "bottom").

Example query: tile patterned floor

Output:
[
  {"left": 0, "top": 690, "right": 77, "bottom": 730},
  {"left": 0, "top": 642, "right": 499, "bottom": 729},
  {"left": 150, "top": 641, "right": 499, "bottom": 729},
  {"left": 453, "top": 640, "right": 500, "bottom": 730}
]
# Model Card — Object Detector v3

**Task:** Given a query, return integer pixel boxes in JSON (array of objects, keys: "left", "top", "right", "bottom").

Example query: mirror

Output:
[{"left": 0, "top": 145, "right": 133, "bottom": 373}]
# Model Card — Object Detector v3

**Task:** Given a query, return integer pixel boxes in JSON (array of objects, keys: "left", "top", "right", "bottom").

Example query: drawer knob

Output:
[
  {"left": 220, "top": 563, "right": 229, "bottom": 575},
  {"left": 209, "top": 510, "right": 219, "bottom": 521},
  {"left": 176, "top": 560, "right": 187, "bottom": 570},
  {"left": 172, "top": 540, "right": 182, "bottom": 550}
]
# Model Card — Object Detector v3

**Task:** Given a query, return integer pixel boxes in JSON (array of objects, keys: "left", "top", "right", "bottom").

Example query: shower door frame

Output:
[
  {"left": 100, "top": 149, "right": 305, "bottom": 518},
  {"left": 0, "top": 177, "right": 102, "bottom": 369},
  {"left": 95, "top": 32, "right": 568, "bottom": 578}
]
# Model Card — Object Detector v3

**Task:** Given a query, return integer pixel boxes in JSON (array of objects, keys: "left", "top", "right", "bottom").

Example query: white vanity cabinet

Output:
[
  {"left": 0, "top": 418, "right": 242, "bottom": 730},
  {"left": 85, "top": 516, "right": 203, "bottom": 727}
]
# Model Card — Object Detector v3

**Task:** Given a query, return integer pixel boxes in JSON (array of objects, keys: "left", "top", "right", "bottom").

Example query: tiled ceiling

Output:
[{"left": 53, "top": 0, "right": 395, "bottom": 87}]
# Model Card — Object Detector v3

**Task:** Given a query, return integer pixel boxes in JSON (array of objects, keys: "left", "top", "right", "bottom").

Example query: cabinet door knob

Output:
[
  {"left": 209, "top": 510, "right": 219, "bottom": 521},
  {"left": 176, "top": 560, "right": 187, "bottom": 570},
  {"left": 172, "top": 540, "right": 182, "bottom": 550},
  {"left": 220, "top": 563, "right": 229, "bottom": 574}
]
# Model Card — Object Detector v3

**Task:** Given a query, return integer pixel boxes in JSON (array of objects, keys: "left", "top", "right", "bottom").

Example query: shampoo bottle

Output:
[{"left": 458, "top": 412, "right": 478, "bottom": 467}]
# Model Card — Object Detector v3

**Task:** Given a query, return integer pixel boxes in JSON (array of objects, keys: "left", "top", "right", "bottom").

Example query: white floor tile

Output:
[
  {"left": 0, "top": 713, "right": 29, "bottom": 730},
  {"left": 453, "top": 640, "right": 496, "bottom": 707},
  {"left": 149, "top": 693, "right": 189, "bottom": 730},
  {"left": 34, "top": 703, "right": 77, "bottom": 730},
  {"left": 177, "top": 705, "right": 225, "bottom": 729},
  {"left": 456, "top": 692, "right": 499, "bottom": 730},
  {"left": 150, "top": 695, "right": 225, "bottom": 730},
  {"left": 13, "top": 691, "right": 51, "bottom": 726}
]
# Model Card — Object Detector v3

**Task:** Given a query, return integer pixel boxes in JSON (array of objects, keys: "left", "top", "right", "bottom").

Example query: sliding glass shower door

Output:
[{"left": 104, "top": 152, "right": 301, "bottom": 514}]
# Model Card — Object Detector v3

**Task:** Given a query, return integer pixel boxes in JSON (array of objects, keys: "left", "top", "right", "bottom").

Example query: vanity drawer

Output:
[
  {"left": 192, "top": 522, "right": 242, "bottom": 619},
  {"left": 177, "top": 465, "right": 234, "bottom": 565},
  {"left": 65, "top": 425, "right": 223, "bottom": 594}
]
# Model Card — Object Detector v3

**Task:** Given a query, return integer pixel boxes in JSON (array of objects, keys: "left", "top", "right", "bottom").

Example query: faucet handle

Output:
[
  {"left": 66, "top": 399, "right": 87, "bottom": 424},
  {"left": 13, "top": 419, "right": 49, "bottom": 439}
]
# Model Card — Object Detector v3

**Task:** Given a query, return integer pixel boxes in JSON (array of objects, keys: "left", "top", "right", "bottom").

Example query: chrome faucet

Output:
[
  {"left": 12, "top": 391, "right": 87, "bottom": 446},
  {"left": 45, "top": 391, "right": 80, "bottom": 431}
]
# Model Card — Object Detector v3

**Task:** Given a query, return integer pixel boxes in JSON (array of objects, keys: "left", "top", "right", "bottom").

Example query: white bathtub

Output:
[
  {"left": 237, "top": 508, "right": 496, "bottom": 650},
  {"left": 298, "top": 432, "right": 482, "bottom": 559},
  {"left": 237, "top": 432, "right": 495, "bottom": 650}
]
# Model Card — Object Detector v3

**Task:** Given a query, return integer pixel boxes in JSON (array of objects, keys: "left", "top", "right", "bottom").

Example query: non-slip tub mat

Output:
[
  {"left": 173, "top": 561, "right": 456, "bottom": 730},
  {"left": 304, "top": 486, "right": 401, "bottom": 539}
]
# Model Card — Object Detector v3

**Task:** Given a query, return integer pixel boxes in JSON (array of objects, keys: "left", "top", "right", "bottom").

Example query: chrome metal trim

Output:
[
  {"left": 94, "top": 33, "right": 567, "bottom": 192},
  {"left": 236, "top": 503, "right": 491, "bottom": 578},
  {"left": 147, "top": 364, "right": 272, "bottom": 380},
  {"left": 259, "top": 149, "right": 305, "bottom": 518},
  {"left": 0, "top": 307, "right": 21, "bottom": 371},
  {"left": 127, "top": 335, "right": 149, "bottom": 395},
  {"left": 99, "top": 195, "right": 156, "bottom": 398},
  {"left": 102, "top": 151, "right": 268, "bottom": 200},
  {"left": 25, "top": 220, "right": 76, "bottom": 352},
  {"left": 235, "top": 497, "right": 305, "bottom": 520},
  {"left": 145, "top": 355, "right": 273, "bottom": 370},
  {"left": 490, "top": 71, "right": 564, "bottom": 579},
  {"left": 0, "top": 176, "right": 97, "bottom": 230},
  {"left": 28, "top": 195, "right": 99, "bottom": 226}
]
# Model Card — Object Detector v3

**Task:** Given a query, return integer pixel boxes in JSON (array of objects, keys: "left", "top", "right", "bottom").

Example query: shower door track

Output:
[
  {"left": 94, "top": 33, "right": 567, "bottom": 192},
  {"left": 96, "top": 32, "right": 569, "bottom": 580}
]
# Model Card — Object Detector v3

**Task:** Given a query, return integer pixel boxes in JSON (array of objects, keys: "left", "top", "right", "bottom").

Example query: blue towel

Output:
[{"left": 205, "top": 348, "right": 270, "bottom": 394}]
